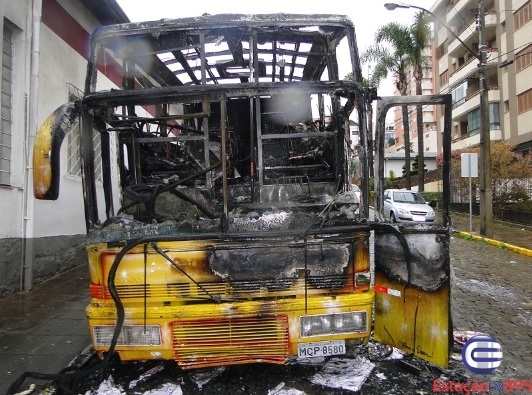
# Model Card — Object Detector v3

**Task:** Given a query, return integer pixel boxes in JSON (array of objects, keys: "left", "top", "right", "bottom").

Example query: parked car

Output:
[{"left": 383, "top": 189, "right": 435, "bottom": 223}]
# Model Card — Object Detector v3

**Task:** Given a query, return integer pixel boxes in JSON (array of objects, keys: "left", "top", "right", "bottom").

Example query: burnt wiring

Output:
[
  {"left": 150, "top": 242, "right": 221, "bottom": 303},
  {"left": 116, "top": 161, "right": 222, "bottom": 220}
]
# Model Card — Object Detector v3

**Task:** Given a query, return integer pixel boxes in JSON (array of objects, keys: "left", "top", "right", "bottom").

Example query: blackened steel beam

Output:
[{"left": 374, "top": 94, "right": 452, "bottom": 224}]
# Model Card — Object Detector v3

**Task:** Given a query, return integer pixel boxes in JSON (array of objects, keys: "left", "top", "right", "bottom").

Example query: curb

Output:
[{"left": 453, "top": 230, "right": 532, "bottom": 257}]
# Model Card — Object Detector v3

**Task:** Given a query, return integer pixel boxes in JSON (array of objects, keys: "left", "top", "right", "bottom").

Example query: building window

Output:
[
  {"left": 66, "top": 84, "right": 102, "bottom": 181},
  {"left": 468, "top": 108, "right": 481, "bottom": 136},
  {"left": 515, "top": 44, "right": 532, "bottom": 72},
  {"left": 451, "top": 80, "right": 468, "bottom": 108},
  {"left": 489, "top": 103, "right": 500, "bottom": 130},
  {"left": 467, "top": 104, "right": 501, "bottom": 134},
  {"left": 439, "top": 70, "right": 448, "bottom": 87},
  {"left": 514, "top": 1, "right": 531, "bottom": 30},
  {"left": 1, "top": 22, "right": 14, "bottom": 186},
  {"left": 436, "top": 40, "right": 447, "bottom": 59},
  {"left": 504, "top": 100, "right": 510, "bottom": 112},
  {"left": 518, "top": 88, "right": 532, "bottom": 114}
]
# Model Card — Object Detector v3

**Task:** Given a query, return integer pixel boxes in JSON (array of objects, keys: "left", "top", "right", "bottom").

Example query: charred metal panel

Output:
[
  {"left": 375, "top": 228, "right": 449, "bottom": 292},
  {"left": 209, "top": 244, "right": 350, "bottom": 283},
  {"left": 33, "top": 102, "right": 79, "bottom": 200},
  {"left": 372, "top": 95, "right": 453, "bottom": 368},
  {"left": 373, "top": 227, "right": 451, "bottom": 368},
  {"left": 374, "top": 95, "right": 452, "bottom": 225}
]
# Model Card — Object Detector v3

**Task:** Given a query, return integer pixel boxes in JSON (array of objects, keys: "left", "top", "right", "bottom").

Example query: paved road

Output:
[{"left": 450, "top": 234, "right": 532, "bottom": 381}]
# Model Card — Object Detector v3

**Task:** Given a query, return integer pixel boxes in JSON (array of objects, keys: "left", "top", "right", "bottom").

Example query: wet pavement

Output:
[
  {"left": 0, "top": 211, "right": 531, "bottom": 394},
  {"left": 0, "top": 265, "right": 90, "bottom": 394}
]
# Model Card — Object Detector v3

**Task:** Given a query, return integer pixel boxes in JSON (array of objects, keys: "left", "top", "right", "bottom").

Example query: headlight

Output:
[
  {"left": 397, "top": 207, "right": 409, "bottom": 215},
  {"left": 300, "top": 312, "right": 367, "bottom": 337},
  {"left": 93, "top": 325, "right": 162, "bottom": 346}
]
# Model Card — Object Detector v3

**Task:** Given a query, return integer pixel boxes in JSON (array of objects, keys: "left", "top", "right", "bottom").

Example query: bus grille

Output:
[
  {"left": 100, "top": 275, "right": 354, "bottom": 300},
  {"left": 171, "top": 315, "right": 289, "bottom": 369}
]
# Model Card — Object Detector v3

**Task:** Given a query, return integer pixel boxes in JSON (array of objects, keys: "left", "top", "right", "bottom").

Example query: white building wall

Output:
[
  {"left": 0, "top": 1, "right": 30, "bottom": 239},
  {"left": 32, "top": 25, "right": 87, "bottom": 236},
  {"left": 0, "top": 0, "right": 125, "bottom": 296}
]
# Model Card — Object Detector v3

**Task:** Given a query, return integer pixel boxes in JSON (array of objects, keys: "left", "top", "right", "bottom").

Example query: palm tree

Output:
[
  {"left": 408, "top": 11, "right": 433, "bottom": 191},
  {"left": 362, "top": 22, "right": 413, "bottom": 188}
]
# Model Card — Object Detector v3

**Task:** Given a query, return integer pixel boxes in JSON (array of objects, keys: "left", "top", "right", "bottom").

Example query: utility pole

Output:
[
  {"left": 478, "top": 0, "right": 493, "bottom": 238},
  {"left": 384, "top": 1, "right": 493, "bottom": 235}
]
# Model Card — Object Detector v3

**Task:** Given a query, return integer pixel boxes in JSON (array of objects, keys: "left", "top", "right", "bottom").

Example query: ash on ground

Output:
[{"left": 18, "top": 339, "right": 474, "bottom": 395}]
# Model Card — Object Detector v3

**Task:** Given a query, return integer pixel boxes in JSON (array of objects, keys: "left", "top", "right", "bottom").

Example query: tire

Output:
[{"left": 390, "top": 212, "right": 397, "bottom": 223}]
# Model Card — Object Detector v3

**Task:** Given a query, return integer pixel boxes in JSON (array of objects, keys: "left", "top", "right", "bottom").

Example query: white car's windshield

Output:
[{"left": 393, "top": 191, "right": 426, "bottom": 204}]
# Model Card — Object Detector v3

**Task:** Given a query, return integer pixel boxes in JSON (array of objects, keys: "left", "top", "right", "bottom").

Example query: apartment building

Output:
[
  {"left": 388, "top": 51, "right": 439, "bottom": 156},
  {"left": 0, "top": 0, "right": 128, "bottom": 296},
  {"left": 430, "top": 0, "right": 532, "bottom": 155}
]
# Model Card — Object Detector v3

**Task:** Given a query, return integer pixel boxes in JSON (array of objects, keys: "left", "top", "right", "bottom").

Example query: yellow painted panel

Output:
[{"left": 374, "top": 270, "right": 450, "bottom": 368}]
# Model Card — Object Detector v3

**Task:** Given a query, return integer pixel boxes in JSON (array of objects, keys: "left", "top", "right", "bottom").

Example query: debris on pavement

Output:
[
  {"left": 141, "top": 384, "right": 183, "bottom": 395},
  {"left": 375, "top": 372, "right": 387, "bottom": 380},
  {"left": 13, "top": 384, "right": 35, "bottom": 395},
  {"left": 268, "top": 382, "right": 306, "bottom": 395},
  {"left": 188, "top": 366, "right": 225, "bottom": 390},
  {"left": 87, "top": 375, "right": 124, "bottom": 395},
  {"left": 453, "top": 330, "right": 487, "bottom": 345},
  {"left": 397, "top": 360, "right": 422, "bottom": 376},
  {"left": 367, "top": 342, "right": 404, "bottom": 362},
  {"left": 367, "top": 342, "right": 393, "bottom": 361},
  {"left": 310, "top": 357, "right": 375, "bottom": 392},
  {"left": 129, "top": 365, "right": 165, "bottom": 389}
]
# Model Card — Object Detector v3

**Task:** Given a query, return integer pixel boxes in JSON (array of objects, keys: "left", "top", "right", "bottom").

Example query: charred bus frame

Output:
[{"left": 33, "top": 14, "right": 453, "bottom": 370}]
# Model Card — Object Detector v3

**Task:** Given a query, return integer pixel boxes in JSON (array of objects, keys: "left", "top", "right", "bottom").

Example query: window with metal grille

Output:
[
  {"left": 518, "top": 88, "right": 532, "bottom": 114},
  {"left": 1, "top": 22, "right": 13, "bottom": 185},
  {"left": 66, "top": 83, "right": 102, "bottom": 181},
  {"left": 515, "top": 44, "right": 532, "bottom": 73},
  {"left": 514, "top": 1, "right": 531, "bottom": 30}
]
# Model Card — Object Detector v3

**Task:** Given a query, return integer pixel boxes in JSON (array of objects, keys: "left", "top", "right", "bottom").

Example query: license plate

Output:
[
  {"left": 297, "top": 340, "right": 346, "bottom": 358},
  {"left": 412, "top": 215, "right": 425, "bottom": 221}
]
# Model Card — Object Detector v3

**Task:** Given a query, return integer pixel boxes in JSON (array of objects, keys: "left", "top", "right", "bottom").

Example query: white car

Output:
[{"left": 383, "top": 189, "right": 435, "bottom": 223}]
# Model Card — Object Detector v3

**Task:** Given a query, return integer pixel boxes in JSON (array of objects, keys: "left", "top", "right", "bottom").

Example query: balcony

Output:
[
  {"left": 448, "top": 48, "right": 499, "bottom": 88},
  {"left": 452, "top": 86, "right": 500, "bottom": 120},
  {"left": 446, "top": 0, "right": 472, "bottom": 23},
  {"left": 448, "top": 12, "right": 497, "bottom": 58},
  {"left": 451, "top": 127, "right": 503, "bottom": 150},
  {"left": 449, "top": 56, "right": 478, "bottom": 87}
]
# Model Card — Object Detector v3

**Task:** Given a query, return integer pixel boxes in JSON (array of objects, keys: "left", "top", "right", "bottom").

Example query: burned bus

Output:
[{"left": 33, "top": 14, "right": 453, "bottom": 369}]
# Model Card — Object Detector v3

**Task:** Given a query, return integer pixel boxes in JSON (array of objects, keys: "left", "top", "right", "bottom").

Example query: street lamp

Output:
[{"left": 385, "top": 2, "right": 493, "bottom": 238}]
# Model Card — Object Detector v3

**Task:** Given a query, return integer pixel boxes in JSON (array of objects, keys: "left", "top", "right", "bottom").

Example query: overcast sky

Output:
[{"left": 115, "top": 0, "right": 435, "bottom": 96}]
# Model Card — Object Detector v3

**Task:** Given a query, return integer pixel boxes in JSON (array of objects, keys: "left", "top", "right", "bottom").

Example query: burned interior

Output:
[{"left": 79, "top": 14, "right": 367, "bottom": 238}]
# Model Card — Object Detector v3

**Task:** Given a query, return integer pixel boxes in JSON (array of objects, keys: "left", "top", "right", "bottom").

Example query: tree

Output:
[
  {"left": 436, "top": 142, "right": 532, "bottom": 211},
  {"left": 489, "top": 141, "right": 532, "bottom": 207},
  {"left": 408, "top": 12, "right": 433, "bottom": 192},
  {"left": 362, "top": 22, "right": 413, "bottom": 189},
  {"left": 410, "top": 154, "right": 427, "bottom": 177},
  {"left": 361, "top": 13, "right": 432, "bottom": 190}
]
